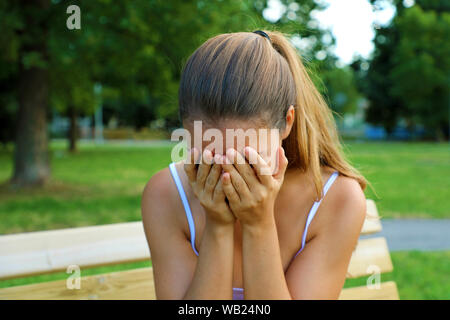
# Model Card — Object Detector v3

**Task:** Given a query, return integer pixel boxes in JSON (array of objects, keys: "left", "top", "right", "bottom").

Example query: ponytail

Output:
[{"left": 267, "top": 30, "right": 367, "bottom": 199}]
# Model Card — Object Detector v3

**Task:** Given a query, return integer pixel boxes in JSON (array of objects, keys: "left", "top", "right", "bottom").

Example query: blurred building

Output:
[{"left": 49, "top": 112, "right": 93, "bottom": 140}]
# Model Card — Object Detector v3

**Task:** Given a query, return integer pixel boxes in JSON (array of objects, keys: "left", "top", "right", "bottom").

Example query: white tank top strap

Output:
[
  {"left": 168, "top": 162, "right": 199, "bottom": 256},
  {"left": 293, "top": 171, "right": 339, "bottom": 259}
]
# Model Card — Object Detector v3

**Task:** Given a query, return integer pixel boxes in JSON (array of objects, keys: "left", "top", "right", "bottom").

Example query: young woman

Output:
[{"left": 141, "top": 30, "right": 367, "bottom": 300}]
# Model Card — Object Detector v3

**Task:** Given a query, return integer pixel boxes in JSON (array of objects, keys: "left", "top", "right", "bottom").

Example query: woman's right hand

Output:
[{"left": 184, "top": 148, "right": 236, "bottom": 227}]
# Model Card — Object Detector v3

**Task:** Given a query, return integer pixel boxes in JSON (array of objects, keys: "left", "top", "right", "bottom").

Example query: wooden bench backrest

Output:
[{"left": 0, "top": 199, "right": 399, "bottom": 300}]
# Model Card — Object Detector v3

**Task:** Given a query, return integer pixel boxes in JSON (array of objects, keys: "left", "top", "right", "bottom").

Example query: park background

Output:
[{"left": 0, "top": 0, "right": 448, "bottom": 299}]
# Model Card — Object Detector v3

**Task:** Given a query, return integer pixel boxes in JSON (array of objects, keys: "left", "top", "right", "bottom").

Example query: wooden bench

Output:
[{"left": 0, "top": 199, "right": 399, "bottom": 300}]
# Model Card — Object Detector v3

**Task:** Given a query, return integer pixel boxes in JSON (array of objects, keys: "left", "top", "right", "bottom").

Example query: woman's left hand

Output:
[{"left": 220, "top": 146, "right": 288, "bottom": 228}]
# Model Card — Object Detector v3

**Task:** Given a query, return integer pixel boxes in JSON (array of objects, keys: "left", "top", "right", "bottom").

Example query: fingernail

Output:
[
  {"left": 204, "top": 149, "right": 213, "bottom": 164},
  {"left": 214, "top": 154, "right": 222, "bottom": 164},
  {"left": 226, "top": 149, "right": 235, "bottom": 162}
]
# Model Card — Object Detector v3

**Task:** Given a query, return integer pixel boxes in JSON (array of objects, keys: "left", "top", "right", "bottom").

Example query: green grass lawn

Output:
[
  {"left": 0, "top": 141, "right": 173, "bottom": 234},
  {"left": 0, "top": 141, "right": 448, "bottom": 234},
  {"left": 1, "top": 250, "right": 448, "bottom": 300},
  {"left": 345, "top": 142, "right": 450, "bottom": 219}
]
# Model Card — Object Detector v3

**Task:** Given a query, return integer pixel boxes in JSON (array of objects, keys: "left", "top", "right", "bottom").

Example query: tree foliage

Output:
[{"left": 355, "top": 0, "right": 450, "bottom": 139}]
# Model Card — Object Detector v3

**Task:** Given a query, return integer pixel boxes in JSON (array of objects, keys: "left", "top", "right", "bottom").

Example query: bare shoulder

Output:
[
  {"left": 320, "top": 172, "right": 367, "bottom": 235},
  {"left": 141, "top": 166, "right": 179, "bottom": 228},
  {"left": 140, "top": 165, "right": 198, "bottom": 299}
]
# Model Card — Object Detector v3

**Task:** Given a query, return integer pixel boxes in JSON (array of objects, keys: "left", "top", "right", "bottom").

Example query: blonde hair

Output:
[{"left": 179, "top": 29, "right": 367, "bottom": 199}]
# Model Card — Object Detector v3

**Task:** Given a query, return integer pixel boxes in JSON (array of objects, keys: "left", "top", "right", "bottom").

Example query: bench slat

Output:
[
  {"left": 361, "top": 199, "right": 382, "bottom": 235},
  {"left": 0, "top": 268, "right": 156, "bottom": 300},
  {"left": 347, "top": 237, "right": 393, "bottom": 278},
  {"left": 339, "top": 281, "right": 399, "bottom": 300},
  {"left": 0, "top": 222, "right": 150, "bottom": 280}
]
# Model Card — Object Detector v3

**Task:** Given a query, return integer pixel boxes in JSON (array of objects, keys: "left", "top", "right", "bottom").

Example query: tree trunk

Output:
[
  {"left": 68, "top": 106, "right": 78, "bottom": 152},
  {"left": 12, "top": 0, "right": 51, "bottom": 187},
  {"left": 12, "top": 66, "right": 50, "bottom": 186}
]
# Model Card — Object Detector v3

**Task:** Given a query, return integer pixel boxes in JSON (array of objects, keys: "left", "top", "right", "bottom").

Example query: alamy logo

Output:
[
  {"left": 170, "top": 121, "right": 281, "bottom": 175},
  {"left": 66, "top": 5, "right": 81, "bottom": 30},
  {"left": 366, "top": 265, "right": 381, "bottom": 289},
  {"left": 66, "top": 264, "right": 81, "bottom": 290}
]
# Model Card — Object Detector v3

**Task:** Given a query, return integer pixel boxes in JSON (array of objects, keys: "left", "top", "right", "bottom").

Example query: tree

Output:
[
  {"left": 356, "top": 0, "right": 450, "bottom": 139},
  {"left": 351, "top": 26, "right": 405, "bottom": 134},
  {"left": 9, "top": 0, "right": 51, "bottom": 186},
  {"left": 321, "top": 66, "right": 362, "bottom": 115},
  {"left": 390, "top": 4, "right": 450, "bottom": 139}
]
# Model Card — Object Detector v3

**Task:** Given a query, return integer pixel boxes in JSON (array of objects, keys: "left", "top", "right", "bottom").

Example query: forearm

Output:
[
  {"left": 242, "top": 216, "right": 292, "bottom": 299},
  {"left": 183, "top": 220, "right": 235, "bottom": 299}
]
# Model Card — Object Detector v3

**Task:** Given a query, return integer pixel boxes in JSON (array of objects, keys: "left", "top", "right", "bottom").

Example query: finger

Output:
[
  {"left": 221, "top": 172, "right": 240, "bottom": 204},
  {"left": 212, "top": 155, "right": 228, "bottom": 203},
  {"left": 213, "top": 177, "right": 226, "bottom": 202},
  {"left": 222, "top": 155, "right": 251, "bottom": 198},
  {"left": 204, "top": 163, "right": 222, "bottom": 197},
  {"left": 244, "top": 146, "right": 272, "bottom": 185},
  {"left": 273, "top": 146, "right": 288, "bottom": 181},
  {"left": 226, "top": 148, "right": 259, "bottom": 187},
  {"left": 184, "top": 147, "right": 200, "bottom": 183},
  {"left": 196, "top": 149, "right": 213, "bottom": 189}
]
